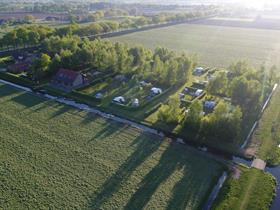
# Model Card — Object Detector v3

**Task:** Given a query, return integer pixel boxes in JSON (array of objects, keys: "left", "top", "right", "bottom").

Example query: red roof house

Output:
[{"left": 52, "top": 68, "right": 86, "bottom": 90}]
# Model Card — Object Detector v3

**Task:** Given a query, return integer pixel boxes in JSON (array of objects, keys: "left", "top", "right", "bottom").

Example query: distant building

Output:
[{"left": 51, "top": 68, "right": 86, "bottom": 90}]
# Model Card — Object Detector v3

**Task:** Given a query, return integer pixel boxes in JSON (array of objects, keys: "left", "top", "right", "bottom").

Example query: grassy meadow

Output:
[
  {"left": 0, "top": 84, "right": 224, "bottom": 210},
  {"left": 110, "top": 23, "right": 280, "bottom": 68},
  {"left": 212, "top": 166, "right": 276, "bottom": 210},
  {"left": 252, "top": 86, "right": 280, "bottom": 166}
]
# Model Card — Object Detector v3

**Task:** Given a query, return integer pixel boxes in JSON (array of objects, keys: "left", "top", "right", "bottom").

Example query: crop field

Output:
[
  {"left": 110, "top": 23, "right": 280, "bottom": 68},
  {"left": 0, "top": 84, "right": 224, "bottom": 209}
]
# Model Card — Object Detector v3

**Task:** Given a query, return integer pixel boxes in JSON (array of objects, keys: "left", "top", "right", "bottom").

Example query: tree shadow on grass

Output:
[
  {"left": 48, "top": 104, "right": 73, "bottom": 119},
  {"left": 0, "top": 84, "right": 19, "bottom": 98},
  {"left": 10, "top": 92, "right": 44, "bottom": 109},
  {"left": 166, "top": 162, "right": 211, "bottom": 210},
  {"left": 32, "top": 100, "right": 56, "bottom": 112},
  {"left": 123, "top": 144, "right": 218, "bottom": 210},
  {"left": 123, "top": 145, "right": 184, "bottom": 210},
  {"left": 80, "top": 112, "right": 100, "bottom": 125},
  {"left": 88, "top": 135, "right": 162, "bottom": 209},
  {"left": 87, "top": 122, "right": 128, "bottom": 143}
]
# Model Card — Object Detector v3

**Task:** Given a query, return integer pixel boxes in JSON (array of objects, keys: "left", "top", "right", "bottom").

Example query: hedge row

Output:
[
  {"left": 181, "top": 92, "right": 207, "bottom": 107},
  {"left": 69, "top": 90, "right": 101, "bottom": 104},
  {"left": 0, "top": 72, "right": 35, "bottom": 88},
  {"left": 144, "top": 103, "right": 162, "bottom": 116},
  {"left": 76, "top": 72, "right": 117, "bottom": 92}
]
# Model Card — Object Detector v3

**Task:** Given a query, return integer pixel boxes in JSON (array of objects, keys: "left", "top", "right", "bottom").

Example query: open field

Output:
[
  {"left": 0, "top": 83, "right": 224, "bottom": 209},
  {"left": 110, "top": 23, "right": 280, "bottom": 68},
  {"left": 251, "top": 86, "right": 280, "bottom": 166},
  {"left": 192, "top": 17, "right": 280, "bottom": 30},
  {"left": 212, "top": 166, "right": 276, "bottom": 210}
]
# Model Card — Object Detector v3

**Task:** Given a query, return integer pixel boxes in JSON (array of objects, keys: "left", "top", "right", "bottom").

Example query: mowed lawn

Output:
[
  {"left": 110, "top": 23, "right": 280, "bottom": 67},
  {"left": 252, "top": 86, "right": 280, "bottom": 166},
  {"left": 212, "top": 167, "right": 276, "bottom": 210},
  {"left": 0, "top": 84, "right": 224, "bottom": 210}
]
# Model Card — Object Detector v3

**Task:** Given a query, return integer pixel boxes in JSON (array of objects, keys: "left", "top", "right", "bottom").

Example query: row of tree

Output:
[
  {"left": 0, "top": 10, "right": 211, "bottom": 50},
  {"left": 29, "top": 36, "right": 195, "bottom": 87},
  {"left": 0, "top": 25, "right": 54, "bottom": 49}
]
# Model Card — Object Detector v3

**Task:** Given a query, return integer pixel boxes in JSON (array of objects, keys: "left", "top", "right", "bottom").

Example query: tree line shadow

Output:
[
  {"left": 0, "top": 84, "right": 19, "bottom": 98},
  {"left": 88, "top": 136, "right": 215, "bottom": 210},
  {"left": 87, "top": 121, "right": 128, "bottom": 143}
]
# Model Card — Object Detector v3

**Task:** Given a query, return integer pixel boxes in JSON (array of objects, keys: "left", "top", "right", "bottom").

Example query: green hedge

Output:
[
  {"left": 144, "top": 103, "right": 162, "bottom": 116},
  {"left": 181, "top": 99, "right": 192, "bottom": 107},
  {"left": 69, "top": 90, "right": 101, "bottom": 104},
  {"left": 181, "top": 92, "right": 206, "bottom": 107},
  {"left": 0, "top": 72, "right": 35, "bottom": 88},
  {"left": 76, "top": 72, "right": 117, "bottom": 92}
]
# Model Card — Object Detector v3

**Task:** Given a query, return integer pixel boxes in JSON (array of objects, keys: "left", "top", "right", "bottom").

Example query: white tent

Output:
[
  {"left": 151, "top": 87, "right": 162, "bottom": 95},
  {"left": 194, "top": 89, "right": 203, "bottom": 97},
  {"left": 113, "top": 96, "right": 125, "bottom": 104}
]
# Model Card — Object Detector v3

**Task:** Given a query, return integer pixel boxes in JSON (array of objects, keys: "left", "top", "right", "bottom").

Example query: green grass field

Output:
[
  {"left": 110, "top": 23, "right": 280, "bottom": 68},
  {"left": 0, "top": 83, "right": 224, "bottom": 209},
  {"left": 212, "top": 166, "right": 276, "bottom": 210},
  {"left": 252, "top": 86, "right": 280, "bottom": 166}
]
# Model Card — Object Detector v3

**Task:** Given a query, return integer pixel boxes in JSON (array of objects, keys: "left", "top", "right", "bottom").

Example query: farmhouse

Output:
[{"left": 52, "top": 68, "right": 86, "bottom": 90}]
